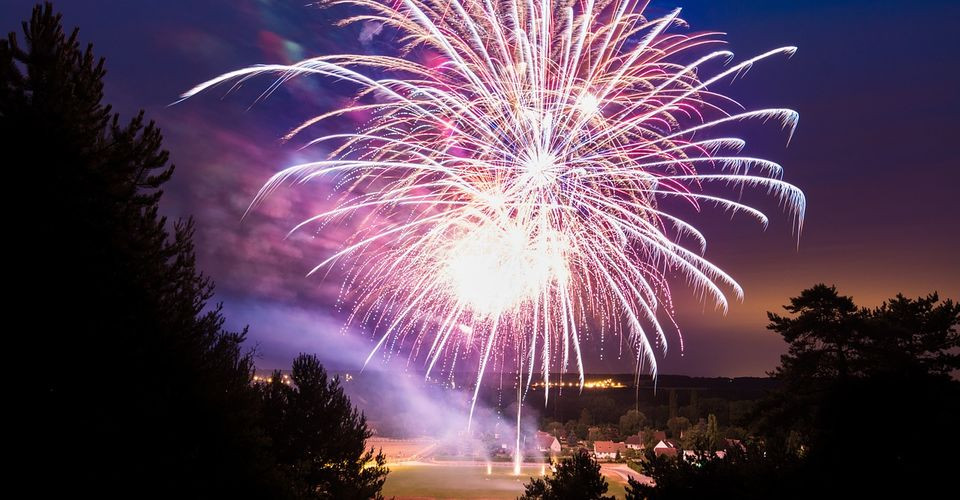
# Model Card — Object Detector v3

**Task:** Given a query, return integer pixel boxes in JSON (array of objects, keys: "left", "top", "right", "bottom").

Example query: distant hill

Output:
[{"left": 254, "top": 369, "right": 780, "bottom": 437}]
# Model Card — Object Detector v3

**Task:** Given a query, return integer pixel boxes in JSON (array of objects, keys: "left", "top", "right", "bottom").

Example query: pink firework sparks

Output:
[{"left": 183, "top": 0, "right": 804, "bottom": 465}]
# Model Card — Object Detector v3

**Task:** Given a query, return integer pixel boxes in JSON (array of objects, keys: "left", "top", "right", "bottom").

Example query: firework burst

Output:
[{"left": 183, "top": 0, "right": 804, "bottom": 456}]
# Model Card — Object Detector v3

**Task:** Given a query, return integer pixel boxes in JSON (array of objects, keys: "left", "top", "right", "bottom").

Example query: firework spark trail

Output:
[{"left": 183, "top": 0, "right": 804, "bottom": 463}]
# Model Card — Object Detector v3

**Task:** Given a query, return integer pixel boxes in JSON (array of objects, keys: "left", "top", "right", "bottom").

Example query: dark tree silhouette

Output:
[
  {"left": 519, "top": 449, "right": 615, "bottom": 500},
  {"left": 626, "top": 444, "right": 805, "bottom": 500},
  {"left": 3, "top": 4, "right": 291, "bottom": 497},
  {"left": 767, "top": 284, "right": 865, "bottom": 382},
  {"left": 758, "top": 285, "right": 960, "bottom": 496},
  {"left": 862, "top": 291, "right": 960, "bottom": 377},
  {"left": 631, "top": 285, "right": 959, "bottom": 498},
  {"left": 257, "top": 354, "right": 389, "bottom": 500},
  {"left": 767, "top": 284, "right": 958, "bottom": 382}
]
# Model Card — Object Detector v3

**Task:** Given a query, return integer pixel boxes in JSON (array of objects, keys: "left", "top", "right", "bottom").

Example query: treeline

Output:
[
  {"left": 536, "top": 362, "right": 774, "bottom": 449},
  {"left": 531, "top": 375, "right": 777, "bottom": 447},
  {"left": 5, "top": 4, "right": 385, "bottom": 499},
  {"left": 540, "top": 388, "right": 758, "bottom": 447}
]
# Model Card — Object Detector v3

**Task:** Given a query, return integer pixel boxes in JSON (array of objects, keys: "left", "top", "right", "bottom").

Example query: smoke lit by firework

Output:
[{"left": 183, "top": 0, "right": 804, "bottom": 455}]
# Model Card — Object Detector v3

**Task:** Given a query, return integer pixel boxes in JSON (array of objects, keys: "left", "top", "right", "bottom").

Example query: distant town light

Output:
[{"left": 530, "top": 378, "right": 626, "bottom": 389}]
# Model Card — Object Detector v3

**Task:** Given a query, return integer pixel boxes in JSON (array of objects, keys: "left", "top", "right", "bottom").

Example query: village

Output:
[{"left": 368, "top": 424, "right": 742, "bottom": 472}]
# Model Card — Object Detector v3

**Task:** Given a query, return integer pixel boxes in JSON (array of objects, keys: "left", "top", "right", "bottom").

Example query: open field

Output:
[{"left": 382, "top": 462, "right": 637, "bottom": 499}]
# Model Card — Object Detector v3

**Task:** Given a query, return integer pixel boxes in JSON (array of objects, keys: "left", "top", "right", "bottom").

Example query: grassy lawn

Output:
[{"left": 382, "top": 464, "right": 629, "bottom": 499}]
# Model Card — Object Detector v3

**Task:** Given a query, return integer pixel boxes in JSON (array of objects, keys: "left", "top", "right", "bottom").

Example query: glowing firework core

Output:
[
  {"left": 520, "top": 149, "right": 559, "bottom": 189},
  {"left": 577, "top": 93, "right": 600, "bottom": 116},
  {"left": 444, "top": 222, "right": 568, "bottom": 316}
]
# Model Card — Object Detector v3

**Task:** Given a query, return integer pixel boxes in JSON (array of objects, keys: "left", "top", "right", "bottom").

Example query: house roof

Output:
[
  {"left": 654, "top": 439, "right": 678, "bottom": 450},
  {"left": 625, "top": 435, "right": 643, "bottom": 445},
  {"left": 535, "top": 432, "right": 559, "bottom": 449},
  {"left": 654, "top": 440, "right": 679, "bottom": 456}
]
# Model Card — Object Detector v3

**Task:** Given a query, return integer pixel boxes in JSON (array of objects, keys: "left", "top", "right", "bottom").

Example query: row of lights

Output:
[
  {"left": 252, "top": 373, "right": 293, "bottom": 385},
  {"left": 530, "top": 378, "right": 626, "bottom": 389},
  {"left": 251, "top": 373, "right": 353, "bottom": 385}
]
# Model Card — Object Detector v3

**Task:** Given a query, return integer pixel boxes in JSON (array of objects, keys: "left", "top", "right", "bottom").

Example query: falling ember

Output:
[{"left": 183, "top": 0, "right": 803, "bottom": 454}]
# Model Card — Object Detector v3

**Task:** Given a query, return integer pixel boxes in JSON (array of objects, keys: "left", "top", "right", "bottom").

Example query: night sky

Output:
[{"left": 4, "top": 0, "right": 957, "bottom": 376}]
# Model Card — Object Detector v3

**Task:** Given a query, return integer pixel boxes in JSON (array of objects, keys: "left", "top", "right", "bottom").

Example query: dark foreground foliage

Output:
[
  {"left": 520, "top": 449, "right": 615, "bottom": 500},
  {"left": 759, "top": 285, "right": 960, "bottom": 496},
  {"left": 5, "top": 4, "right": 386, "bottom": 498},
  {"left": 633, "top": 284, "right": 959, "bottom": 499},
  {"left": 626, "top": 444, "right": 805, "bottom": 500}
]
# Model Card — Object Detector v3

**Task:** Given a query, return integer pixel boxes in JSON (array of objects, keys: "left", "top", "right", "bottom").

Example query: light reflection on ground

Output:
[{"left": 382, "top": 461, "right": 649, "bottom": 499}]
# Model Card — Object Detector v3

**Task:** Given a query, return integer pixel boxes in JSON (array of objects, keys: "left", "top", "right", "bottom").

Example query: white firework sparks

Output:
[{"left": 183, "top": 0, "right": 804, "bottom": 469}]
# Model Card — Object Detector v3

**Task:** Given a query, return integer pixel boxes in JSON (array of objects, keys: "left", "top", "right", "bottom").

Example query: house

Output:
[
  {"left": 535, "top": 431, "right": 562, "bottom": 454},
  {"left": 594, "top": 440, "right": 628, "bottom": 460},
  {"left": 653, "top": 439, "right": 679, "bottom": 457},
  {"left": 626, "top": 430, "right": 667, "bottom": 450}
]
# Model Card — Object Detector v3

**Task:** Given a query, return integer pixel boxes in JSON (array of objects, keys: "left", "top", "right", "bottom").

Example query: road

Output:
[{"left": 600, "top": 463, "right": 653, "bottom": 486}]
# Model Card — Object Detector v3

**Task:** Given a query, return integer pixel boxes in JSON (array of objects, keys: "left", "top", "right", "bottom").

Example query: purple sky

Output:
[{"left": 4, "top": 0, "right": 957, "bottom": 376}]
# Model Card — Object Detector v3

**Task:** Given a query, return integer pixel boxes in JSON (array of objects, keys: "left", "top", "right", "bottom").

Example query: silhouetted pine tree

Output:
[
  {"left": 2, "top": 4, "right": 291, "bottom": 498},
  {"left": 257, "top": 354, "right": 389, "bottom": 500}
]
